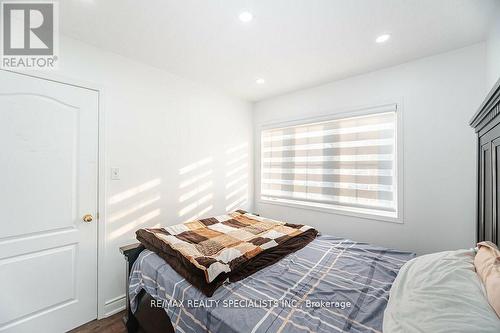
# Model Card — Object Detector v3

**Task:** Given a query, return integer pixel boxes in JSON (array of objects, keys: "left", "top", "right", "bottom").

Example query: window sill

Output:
[{"left": 259, "top": 197, "right": 403, "bottom": 224}]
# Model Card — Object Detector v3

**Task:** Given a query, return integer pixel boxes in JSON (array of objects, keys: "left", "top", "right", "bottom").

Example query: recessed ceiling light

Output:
[
  {"left": 256, "top": 78, "right": 265, "bottom": 85},
  {"left": 375, "top": 34, "right": 391, "bottom": 44},
  {"left": 239, "top": 11, "right": 253, "bottom": 23}
]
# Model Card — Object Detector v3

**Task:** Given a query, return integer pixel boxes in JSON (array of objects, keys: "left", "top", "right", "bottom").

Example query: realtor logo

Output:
[{"left": 1, "top": 1, "right": 59, "bottom": 69}]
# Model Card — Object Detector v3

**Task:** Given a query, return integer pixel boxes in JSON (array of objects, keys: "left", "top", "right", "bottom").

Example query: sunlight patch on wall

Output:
[
  {"left": 226, "top": 153, "right": 248, "bottom": 167},
  {"left": 226, "top": 163, "right": 248, "bottom": 178},
  {"left": 184, "top": 205, "right": 214, "bottom": 223},
  {"left": 109, "top": 209, "right": 161, "bottom": 240},
  {"left": 108, "top": 195, "right": 161, "bottom": 223},
  {"left": 226, "top": 195, "right": 248, "bottom": 212},
  {"left": 225, "top": 142, "right": 249, "bottom": 213},
  {"left": 109, "top": 178, "right": 161, "bottom": 205},
  {"left": 179, "top": 157, "right": 213, "bottom": 175},
  {"left": 226, "top": 142, "right": 248, "bottom": 155},
  {"left": 179, "top": 170, "right": 213, "bottom": 189},
  {"left": 179, "top": 181, "right": 213, "bottom": 203},
  {"left": 178, "top": 193, "right": 213, "bottom": 217},
  {"left": 226, "top": 174, "right": 248, "bottom": 189},
  {"left": 226, "top": 185, "right": 248, "bottom": 200},
  {"left": 178, "top": 156, "right": 215, "bottom": 221}
]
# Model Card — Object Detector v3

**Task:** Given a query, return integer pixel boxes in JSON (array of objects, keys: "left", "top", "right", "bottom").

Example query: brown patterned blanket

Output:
[{"left": 136, "top": 210, "right": 318, "bottom": 296}]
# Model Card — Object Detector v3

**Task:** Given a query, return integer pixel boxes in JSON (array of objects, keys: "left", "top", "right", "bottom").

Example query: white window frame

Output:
[{"left": 257, "top": 103, "right": 404, "bottom": 224}]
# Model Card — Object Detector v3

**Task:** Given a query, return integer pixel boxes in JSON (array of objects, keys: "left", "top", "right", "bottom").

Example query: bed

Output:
[
  {"left": 128, "top": 235, "right": 413, "bottom": 333},
  {"left": 120, "top": 78, "right": 500, "bottom": 333}
]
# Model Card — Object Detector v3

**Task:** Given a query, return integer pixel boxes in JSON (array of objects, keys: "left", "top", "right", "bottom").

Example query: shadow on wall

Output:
[
  {"left": 178, "top": 157, "right": 215, "bottom": 222},
  {"left": 106, "top": 142, "right": 250, "bottom": 241},
  {"left": 225, "top": 142, "right": 249, "bottom": 212},
  {"left": 108, "top": 178, "right": 163, "bottom": 240},
  {"left": 177, "top": 141, "right": 250, "bottom": 223}
]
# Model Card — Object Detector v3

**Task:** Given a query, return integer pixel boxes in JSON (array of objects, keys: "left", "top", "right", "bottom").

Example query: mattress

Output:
[{"left": 129, "top": 235, "right": 414, "bottom": 333}]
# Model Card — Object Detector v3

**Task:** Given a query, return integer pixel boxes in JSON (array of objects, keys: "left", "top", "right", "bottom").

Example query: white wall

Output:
[
  {"left": 24, "top": 33, "right": 491, "bottom": 319},
  {"left": 45, "top": 36, "right": 253, "bottom": 317},
  {"left": 486, "top": 3, "right": 500, "bottom": 91},
  {"left": 253, "top": 44, "right": 486, "bottom": 256}
]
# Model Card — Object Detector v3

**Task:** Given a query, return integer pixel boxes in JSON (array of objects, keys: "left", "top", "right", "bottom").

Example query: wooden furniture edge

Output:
[
  {"left": 119, "top": 243, "right": 145, "bottom": 332},
  {"left": 470, "top": 77, "right": 500, "bottom": 134},
  {"left": 470, "top": 77, "right": 500, "bottom": 247}
]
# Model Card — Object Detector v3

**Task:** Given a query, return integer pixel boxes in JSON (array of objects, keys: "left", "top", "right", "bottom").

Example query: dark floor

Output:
[{"left": 68, "top": 311, "right": 127, "bottom": 333}]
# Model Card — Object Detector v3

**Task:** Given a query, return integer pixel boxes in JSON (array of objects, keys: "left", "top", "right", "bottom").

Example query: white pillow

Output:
[{"left": 383, "top": 249, "right": 500, "bottom": 333}]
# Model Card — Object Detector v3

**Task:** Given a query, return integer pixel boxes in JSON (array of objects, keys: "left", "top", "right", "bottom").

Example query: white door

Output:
[{"left": 0, "top": 70, "right": 98, "bottom": 333}]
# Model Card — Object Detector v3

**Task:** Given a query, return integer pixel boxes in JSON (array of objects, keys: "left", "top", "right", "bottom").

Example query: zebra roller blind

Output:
[{"left": 261, "top": 105, "right": 397, "bottom": 216}]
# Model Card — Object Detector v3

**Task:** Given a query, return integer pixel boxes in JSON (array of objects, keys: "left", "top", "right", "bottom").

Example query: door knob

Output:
[{"left": 83, "top": 214, "right": 94, "bottom": 223}]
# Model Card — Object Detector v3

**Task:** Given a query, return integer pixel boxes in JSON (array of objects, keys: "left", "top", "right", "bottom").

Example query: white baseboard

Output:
[{"left": 102, "top": 295, "right": 126, "bottom": 318}]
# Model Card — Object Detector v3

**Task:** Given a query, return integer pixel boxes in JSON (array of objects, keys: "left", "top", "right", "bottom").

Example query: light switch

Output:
[{"left": 111, "top": 167, "right": 120, "bottom": 180}]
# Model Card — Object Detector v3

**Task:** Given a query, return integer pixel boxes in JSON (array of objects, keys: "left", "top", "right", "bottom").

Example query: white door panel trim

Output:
[
  {"left": 0, "top": 299, "right": 79, "bottom": 332},
  {"left": 3, "top": 69, "right": 111, "bottom": 320},
  {"left": 0, "top": 69, "right": 108, "bottom": 327},
  {"left": 0, "top": 229, "right": 78, "bottom": 259}
]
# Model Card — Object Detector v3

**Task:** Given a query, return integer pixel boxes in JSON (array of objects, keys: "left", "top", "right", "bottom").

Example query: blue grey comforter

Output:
[{"left": 129, "top": 235, "right": 414, "bottom": 333}]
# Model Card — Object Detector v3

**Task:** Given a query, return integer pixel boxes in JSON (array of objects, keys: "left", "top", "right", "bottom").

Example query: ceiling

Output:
[{"left": 60, "top": 0, "right": 498, "bottom": 101}]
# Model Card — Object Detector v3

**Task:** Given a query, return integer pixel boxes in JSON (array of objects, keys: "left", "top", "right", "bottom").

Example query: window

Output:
[{"left": 260, "top": 105, "right": 400, "bottom": 220}]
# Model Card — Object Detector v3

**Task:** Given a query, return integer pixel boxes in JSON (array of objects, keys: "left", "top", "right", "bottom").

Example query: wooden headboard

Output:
[{"left": 470, "top": 78, "right": 500, "bottom": 246}]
